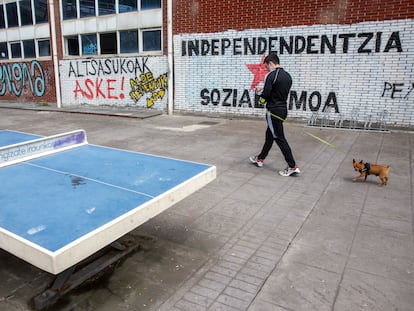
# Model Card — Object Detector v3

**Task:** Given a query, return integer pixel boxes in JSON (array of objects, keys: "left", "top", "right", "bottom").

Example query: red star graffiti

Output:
[{"left": 246, "top": 55, "right": 268, "bottom": 90}]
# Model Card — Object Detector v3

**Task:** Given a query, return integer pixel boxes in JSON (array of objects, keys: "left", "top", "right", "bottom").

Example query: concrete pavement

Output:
[{"left": 0, "top": 105, "right": 412, "bottom": 311}]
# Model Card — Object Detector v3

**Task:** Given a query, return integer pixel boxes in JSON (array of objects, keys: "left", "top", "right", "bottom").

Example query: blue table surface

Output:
[{"left": 0, "top": 130, "right": 212, "bottom": 252}]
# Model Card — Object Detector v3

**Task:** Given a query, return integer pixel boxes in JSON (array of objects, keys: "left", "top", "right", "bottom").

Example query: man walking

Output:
[{"left": 250, "top": 53, "right": 300, "bottom": 177}]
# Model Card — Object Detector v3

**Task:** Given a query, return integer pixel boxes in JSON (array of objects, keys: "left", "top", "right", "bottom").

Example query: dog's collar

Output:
[{"left": 360, "top": 162, "right": 371, "bottom": 174}]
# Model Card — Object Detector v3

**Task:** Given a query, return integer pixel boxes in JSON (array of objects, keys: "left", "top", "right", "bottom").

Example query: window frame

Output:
[
  {"left": 37, "top": 39, "right": 51, "bottom": 57},
  {"left": 19, "top": 0, "right": 34, "bottom": 26},
  {"left": 64, "top": 26, "right": 161, "bottom": 57},
  {"left": 61, "top": 0, "right": 163, "bottom": 19},
  {"left": 79, "top": 0, "right": 96, "bottom": 18},
  {"left": 62, "top": 0, "right": 78, "bottom": 20},
  {"left": 140, "top": 0, "right": 161, "bottom": 11},
  {"left": 119, "top": 29, "right": 139, "bottom": 54},
  {"left": 60, "top": 0, "right": 163, "bottom": 57},
  {"left": 81, "top": 33, "right": 98, "bottom": 56},
  {"left": 141, "top": 28, "right": 161, "bottom": 52},
  {"left": 34, "top": 0, "right": 49, "bottom": 24},
  {"left": 0, "top": 42, "right": 9, "bottom": 59},
  {"left": 10, "top": 41, "right": 22, "bottom": 59},
  {"left": 99, "top": 32, "right": 117, "bottom": 54},
  {"left": 98, "top": 0, "right": 116, "bottom": 16},
  {"left": 6, "top": 2, "right": 19, "bottom": 28},
  {"left": 23, "top": 39, "right": 36, "bottom": 58},
  {"left": 0, "top": 5, "right": 6, "bottom": 29},
  {"left": 118, "top": 0, "right": 137, "bottom": 13}
]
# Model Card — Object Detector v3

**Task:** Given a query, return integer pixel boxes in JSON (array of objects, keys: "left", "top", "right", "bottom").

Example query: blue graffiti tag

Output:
[
  {"left": 53, "top": 131, "right": 86, "bottom": 148},
  {"left": 0, "top": 60, "right": 45, "bottom": 97}
]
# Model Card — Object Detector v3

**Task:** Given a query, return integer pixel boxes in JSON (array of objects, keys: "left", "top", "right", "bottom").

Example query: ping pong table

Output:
[{"left": 0, "top": 129, "right": 216, "bottom": 305}]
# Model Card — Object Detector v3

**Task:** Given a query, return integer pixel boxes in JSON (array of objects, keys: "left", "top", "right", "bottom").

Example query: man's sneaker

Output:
[
  {"left": 279, "top": 166, "right": 301, "bottom": 176},
  {"left": 249, "top": 155, "right": 263, "bottom": 167}
]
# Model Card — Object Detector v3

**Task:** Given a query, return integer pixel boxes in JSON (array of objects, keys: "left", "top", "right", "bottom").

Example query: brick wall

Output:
[
  {"left": 173, "top": 19, "right": 414, "bottom": 127},
  {"left": 2, "top": 0, "right": 412, "bottom": 128},
  {"left": 0, "top": 60, "right": 56, "bottom": 103},
  {"left": 171, "top": 0, "right": 414, "bottom": 127},
  {"left": 173, "top": 0, "right": 414, "bottom": 34},
  {"left": 0, "top": 0, "right": 59, "bottom": 105},
  {"left": 59, "top": 56, "right": 168, "bottom": 109}
]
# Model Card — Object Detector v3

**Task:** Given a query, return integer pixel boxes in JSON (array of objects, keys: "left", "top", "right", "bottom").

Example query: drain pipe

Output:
[
  {"left": 49, "top": 0, "right": 62, "bottom": 108},
  {"left": 167, "top": 0, "right": 173, "bottom": 115}
]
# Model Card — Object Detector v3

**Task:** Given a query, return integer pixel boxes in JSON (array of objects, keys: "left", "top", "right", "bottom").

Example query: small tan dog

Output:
[{"left": 352, "top": 159, "right": 390, "bottom": 186}]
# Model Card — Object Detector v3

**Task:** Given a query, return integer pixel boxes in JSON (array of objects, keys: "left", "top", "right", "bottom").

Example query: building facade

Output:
[
  {"left": 0, "top": 0, "right": 413, "bottom": 127},
  {"left": 0, "top": 0, "right": 166, "bottom": 108}
]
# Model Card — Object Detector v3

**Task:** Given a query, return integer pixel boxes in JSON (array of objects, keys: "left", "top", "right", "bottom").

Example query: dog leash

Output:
[
  {"left": 256, "top": 68, "right": 347, "bottom": 155},
  {"left": 264, "top": 108, "right": 348, "bottom": 155}
]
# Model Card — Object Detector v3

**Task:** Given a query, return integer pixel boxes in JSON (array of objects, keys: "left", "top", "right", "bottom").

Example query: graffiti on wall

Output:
[
  {"left": 175, "top": 22, "right": 413, "bottom": 125},
  {"left": 201, "top": 53, "right": 339, "bottom": 112},
  {"left": 0, "top": 61, "right": 46, "bottom": 97},
  {"left": 181, "top": 31, "right": 402, "bottom": 56},
  {"left": 382, "top": 81, "right": 414, "bottom": 100},
  {"left": 194, "top": 30, "right": 404, "bottom": 114},
  {"left": 200, "top": 88, "right": 338, "bottom": 112},
  {"left": 66, "top": 57, "right": 167, "bottom": 108},
  {"left": 130, "top": 71, "right": 168, "bottom": 108}
]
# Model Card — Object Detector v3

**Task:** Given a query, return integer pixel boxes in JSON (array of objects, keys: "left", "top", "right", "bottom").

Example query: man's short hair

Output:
[{"left": 264, "top": 53, "right": 280, "bottom": 65}]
